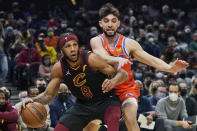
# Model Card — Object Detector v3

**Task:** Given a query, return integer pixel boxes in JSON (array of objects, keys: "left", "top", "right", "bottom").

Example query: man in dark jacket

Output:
[
  {"left": 0, "top": 90, "right": 18, "bottom": 131},
  {"left": 49, "top": 83, "right": 75, "bottom": 127},
  {"left": 16, "top": 39, "right": 42, "bottom": 90}
]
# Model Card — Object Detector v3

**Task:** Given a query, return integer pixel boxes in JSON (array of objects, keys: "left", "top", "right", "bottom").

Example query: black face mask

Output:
[
  {"left": 180, "top": 89, "right": 187, "bottom": 97},
  {"left": 58, "top": 92, "right": 68, "bottom": 103},
  {"left": 0, "top": 104, "right": 6, "bottom": 112},
  {"left": 179, "top": 73, "right": 186, "bottom": 79},
  {"left": 38, "top": 85, "right": 46, "bottom": 93}
]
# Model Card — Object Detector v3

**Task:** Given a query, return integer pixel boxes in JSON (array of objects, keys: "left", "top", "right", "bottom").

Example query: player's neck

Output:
[
  {"left": 66, "top": 57, "right": 81, "bottom": 68},
  {"left": 104, "top": 33, "right": 118, "bottom": 46}
]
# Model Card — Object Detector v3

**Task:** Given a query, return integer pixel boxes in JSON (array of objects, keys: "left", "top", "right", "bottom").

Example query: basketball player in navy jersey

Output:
[{"left": 20, "top": 33, "right": 129, "bottom": 131}]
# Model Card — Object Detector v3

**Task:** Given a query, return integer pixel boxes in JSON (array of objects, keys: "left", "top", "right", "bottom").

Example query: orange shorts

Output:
[{"left": 115, "top": 87, "right": 140, "bottom": 103}]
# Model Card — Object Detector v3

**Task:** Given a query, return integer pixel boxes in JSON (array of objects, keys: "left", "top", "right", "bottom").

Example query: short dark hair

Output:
[
  {"left": 168, "top": 82, "right": 180, "bottom": 92},
  {"left": 99, "top": 3, "right": 120, "bottom": 20},
  {"left": 27, "top": 86, "right": 38, "bottom": 96},
  {"left": 34, "top": 77, "right": 46, "bottom": 85}
]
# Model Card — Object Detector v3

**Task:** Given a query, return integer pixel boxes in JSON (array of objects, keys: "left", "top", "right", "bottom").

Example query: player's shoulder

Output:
[
  {"left": 125, "top": 37, "right": 138, "bottom": 45},
  {"left": 90, "top": 36, "right": 101, "bottom": 43},
  {"left": 51, "top": 61, "right": 63, "bottom": 77}
]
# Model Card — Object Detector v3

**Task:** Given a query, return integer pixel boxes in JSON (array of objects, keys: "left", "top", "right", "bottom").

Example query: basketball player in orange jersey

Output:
[{"left": 90, "top": 3, "right": 189, "bottom": 131}]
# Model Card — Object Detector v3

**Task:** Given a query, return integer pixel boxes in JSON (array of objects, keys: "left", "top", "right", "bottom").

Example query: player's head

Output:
[
  {"left": 57, "top": 33, "right": 79, "bottom": 63},
  {"left": 99, "top": 3, "right": 120, "bottom": 37}
]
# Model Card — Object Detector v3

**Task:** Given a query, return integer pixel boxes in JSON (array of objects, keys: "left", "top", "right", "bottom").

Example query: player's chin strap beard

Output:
[{"left": 103, "top": 30, "right": 117, "bottom": 38}]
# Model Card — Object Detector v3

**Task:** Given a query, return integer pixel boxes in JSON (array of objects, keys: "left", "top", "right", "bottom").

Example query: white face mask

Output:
[{"left": 169, "top": 93, "right": 178, "bottom": 102}]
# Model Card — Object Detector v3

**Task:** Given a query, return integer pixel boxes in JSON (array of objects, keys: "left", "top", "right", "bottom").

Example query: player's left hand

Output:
[
  {"left": 169, "top": 59, "right": 189, "bottom": 73},
  {"left": 102, "top": 79, "right": 115, "bottom": 93}
]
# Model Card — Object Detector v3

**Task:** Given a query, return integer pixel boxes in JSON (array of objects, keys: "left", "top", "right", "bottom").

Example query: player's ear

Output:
[
  {"left": 117, "top": 20, "right": 120, "bottom": 28},
  {"left": 60, "top": 50, "right": 63, "bottom": 56},
  {"left": 99, "top": 20, "right": 102, "bottom": 28}
]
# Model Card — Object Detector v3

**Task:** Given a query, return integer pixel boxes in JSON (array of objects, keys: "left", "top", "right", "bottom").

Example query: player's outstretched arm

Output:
[
  {"left": 33, "top": 62, "right": 63, "bottom": 104},
  {"left": 90, "top": 37, "right": 131, "bottom": 69},
  {"left": 88, "top": 52, "right": 128, "bottom": 92},
  {"left": 20, "top": 62, "right": 63, "bottom": 112},
  {"left": 127, "top": 39, "right": 189, "bottom": 73}
]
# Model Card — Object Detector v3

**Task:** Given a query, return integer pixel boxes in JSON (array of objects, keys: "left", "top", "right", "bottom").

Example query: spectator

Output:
[
  {"left": 178, "top": 81, "right": 189, "bottom": 101},
  {"left": 0, "top": 90, "right": 18, "bottom": 131},
  {"left": 39, "top": 55, "right": 53, "bottom": 82},
  {"left": 44, "top": 28, "right": 59, "bottom": 48},
  {"left": 186, "top": 76, "right": 197, "bottom": 116},
  {"left": 47, "top": 17, "right": 60, "bottom": 31},
  {"left": 188, "top": 32, "right": 197, "bottom": 52},
  {"left": 35, "top": 33, "right": 57, "bottom": 63},
  {"left": 49, "top": 83, "right": 75, "bottom": 127},
  {"left": 156, "top": 83, "right": 193, "bottom": 131},
  {"left": 34, "top": 77, "right": 47, "bottom": 93},
  {"left": 143, "top": 72, "right": 155, "bottom": 96},
  {"left": 0, "top": 22, "right": 8, "bottom": 85},
  {"left": 17, "top": 87, "right": 53, "bottom": 131},
  {"left": 149, "top": 81, "right": 166, "bottom": 108},
  {"left": 18, "top": 91, "right": 27, "bottom": 102},
  {"left": 0, "top": 86, "right": 11, "bottom": 102},
  {"left": 16, "top": 38, "right": 41, "bottom": 89}
]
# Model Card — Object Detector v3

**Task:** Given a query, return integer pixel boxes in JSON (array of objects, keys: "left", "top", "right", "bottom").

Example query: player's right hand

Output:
[
  {"left": 117, "top": 57, "right": 132, "bottom": 70},
  {"left": 18, "top": 98, "right": 34, "bottom": 114}
]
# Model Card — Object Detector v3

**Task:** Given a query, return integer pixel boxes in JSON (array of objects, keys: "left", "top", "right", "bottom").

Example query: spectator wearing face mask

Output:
[
  {"left": 18, "top": 91, "right": 27, "bottom": 101},
  {"left": 148, "top": 81, "right": 166, "bottom": 108},
  {"left": 35, "top": 77, "right": 47, "bottom": 93},
  {"left": 49, "top": 83, "right": 75, "bottom": 128},
  {"left": 156, "top": 83, "right": 193, "bottom": 131},
  {"left": 178, "top": 81, "right": 189, "bottom": 101},
  {"left": 16, "top": 38, "right": 42, "bottom": 90},
  {"left": 35, "top": 33, "right": 58, "bottom": 63},
  {"left": 44, "top": 28, "right": 59, "bottom": 48},
  {"left": 186, "top": 76, "right": 197, "bottom": 116},
  {"left": 143, "top": 72, "right": 155, "bottom": 96},
  {"left": 14, "top": 91, "right": 27, "bottom": 109},
  {"left": 39, "top": 55, "right": 54, "bottom": 82},
  {"left": 0, "top": 90, "right": 18, "bottom": 131}
]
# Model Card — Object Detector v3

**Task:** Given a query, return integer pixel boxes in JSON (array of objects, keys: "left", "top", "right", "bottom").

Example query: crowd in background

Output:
[{"left": 0, "top": 0, "right": 197, "bottom": 131}]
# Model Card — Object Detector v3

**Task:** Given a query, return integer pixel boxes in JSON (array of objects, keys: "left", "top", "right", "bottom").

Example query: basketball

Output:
[{"left": 21, "top": 102, "right": 47, "bottom": 128}]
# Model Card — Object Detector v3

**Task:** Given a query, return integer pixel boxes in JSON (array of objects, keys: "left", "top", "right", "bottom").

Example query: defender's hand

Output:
[
  {"left": 102, "top": 79, "right": 115, "bottom": 93},
  {"left": 117, "top": 57, "right": 132, "bottom": 70},
  {"left": 169, "top": 59, "right": 189, "bottom": 73}
]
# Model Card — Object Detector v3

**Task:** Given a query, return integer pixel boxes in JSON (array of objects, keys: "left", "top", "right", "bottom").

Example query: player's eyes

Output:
[{"left": 103, "top": 19, "right": 109, "bottom": 23}]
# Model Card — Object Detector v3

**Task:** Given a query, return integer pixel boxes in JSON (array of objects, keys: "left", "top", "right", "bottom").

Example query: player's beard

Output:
[
  {"left": 103, "top": 29, "right": 117, "bottom": 37},
  {"left": 63, "top": 50, "right": 80, "bottom": 63}
]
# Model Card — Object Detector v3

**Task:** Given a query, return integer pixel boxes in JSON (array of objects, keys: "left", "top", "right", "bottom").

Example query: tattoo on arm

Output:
[{"left": 33, "top": 93, "right": 54, "bottom": 105}]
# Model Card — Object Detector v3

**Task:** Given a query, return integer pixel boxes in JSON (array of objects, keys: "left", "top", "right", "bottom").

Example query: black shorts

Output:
[{"left": 59, "top": 95, "right": 120, "bottom": 131}]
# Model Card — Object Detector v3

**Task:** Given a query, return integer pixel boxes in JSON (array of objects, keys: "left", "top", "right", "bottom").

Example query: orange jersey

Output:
[{"left": 98, "top": 33, "right": 140, "bottom": 102}]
